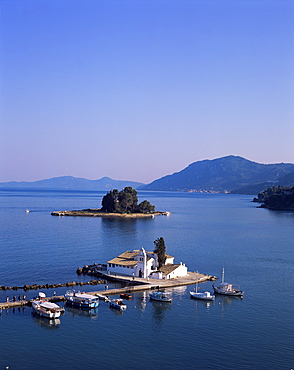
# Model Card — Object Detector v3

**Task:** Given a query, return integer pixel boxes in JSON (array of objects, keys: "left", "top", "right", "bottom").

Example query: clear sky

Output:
[{"left": 1, "top": 0, "right": 293, "bottom": 183}]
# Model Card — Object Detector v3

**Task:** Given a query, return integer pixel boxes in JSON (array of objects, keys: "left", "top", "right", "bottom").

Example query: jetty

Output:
[{"left": 0, "top": 271, "right": 216, "bottom": 310}]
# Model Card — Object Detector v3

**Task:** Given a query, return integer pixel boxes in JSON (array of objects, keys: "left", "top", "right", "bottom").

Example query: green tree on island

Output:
[
  {"left": 101, "top": 189, "right": 119, "bottom": 213},
  {"left": 154, "top": 237, "right": 166, "bottom": 268},
  {"left": 101, "top": 187, "right": 155, "bottom": 214}
]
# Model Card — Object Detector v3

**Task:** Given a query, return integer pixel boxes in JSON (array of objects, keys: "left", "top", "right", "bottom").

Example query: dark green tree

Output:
[
  {"left": 101, "top": 187, "right": 155, "bottom": 214},
  {"left": 154, "top": 237, "right": 166, "bottom": 268},
  {"left": 123, "top": 187, "right": 138, "bottom": 207},
  {"left": 117, "top": 191, "right": 135, "bottom": 213},
  {"left": 101, "top": 189, "right": 119, "bottom": 212},
  {"left": 137, "top": 200, "right": 155, "bottom": 213}
]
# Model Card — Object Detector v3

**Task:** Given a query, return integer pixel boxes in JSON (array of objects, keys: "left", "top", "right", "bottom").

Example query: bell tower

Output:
[{"left": 136, "top": 247, "right": 147, "bottom": 278}]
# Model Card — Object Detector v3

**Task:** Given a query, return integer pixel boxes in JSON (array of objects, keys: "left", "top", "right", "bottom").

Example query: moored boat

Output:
[
  {"left": 120, "top": 293, "right": 132, "bottom": 300},
  {"left": 109, "top": 299, "right": 127, "bottom": 310},
  {"left": 190, "top": 290, "right": 215, "bottom": 301},
  {"left": 190, "top": 274, "right": 215, "bottom": 301},
  {"left": 65, "top": 290, "right": 99, "bottom": 308},
  {"left": 212, "top": 268, "right": 244, "bottom": 297},
  {"left": 96, "top": 294, "right": 110, "bottom": 302},
  {"left": 149, "top": 291, "right": 172, "bottom": 302},
  {"left": 32, "top": 300, "right": 63, "bottom": 319}
]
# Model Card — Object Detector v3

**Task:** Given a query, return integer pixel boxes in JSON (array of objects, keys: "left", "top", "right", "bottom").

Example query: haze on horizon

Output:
[{"left": 1, "top": 0, "right": 293, "bottom": 184}]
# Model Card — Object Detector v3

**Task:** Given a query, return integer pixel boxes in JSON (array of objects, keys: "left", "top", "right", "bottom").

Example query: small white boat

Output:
[
  {"left": 190, "top": 290, "right": 215, "bottom": 301},
  {"left": 65, "top": 290, "right": 99, "bottom": 308},
  {"left": 32, "top": 300, "right": 63, "bottom": 319},
  {"left": 96, "top": 294, "right": 110, "bottom": 302},
  {"left": 109, "top": 299, "right": 127, "bottom": 310},
  {"left": 212, "top": 268, "right": 244, "bottom": 297},
  {"left": 149, "top": 291, "right": 172, "bottom": 302},
  {"left": 190, "top": 280, "right": 215, "bottom": 301}
]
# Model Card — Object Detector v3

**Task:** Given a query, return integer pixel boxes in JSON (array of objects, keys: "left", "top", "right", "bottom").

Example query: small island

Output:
[{"left": 51, "top": 187, "right": 171, "bottom": 218}]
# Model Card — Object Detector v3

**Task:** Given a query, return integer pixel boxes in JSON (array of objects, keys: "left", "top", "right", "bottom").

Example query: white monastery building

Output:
[{"left": 107, "top": 247, "right": 188, "bottom": 280}]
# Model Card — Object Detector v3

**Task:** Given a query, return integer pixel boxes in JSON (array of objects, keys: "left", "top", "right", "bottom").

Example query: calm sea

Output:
[{"left": 1, "top": 188, "right": 294, "bottom": 370}]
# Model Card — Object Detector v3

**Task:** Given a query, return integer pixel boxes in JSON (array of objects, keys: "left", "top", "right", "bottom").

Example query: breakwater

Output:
[{"left": 0, "top": 279, "right": 106, "bottom": 292}]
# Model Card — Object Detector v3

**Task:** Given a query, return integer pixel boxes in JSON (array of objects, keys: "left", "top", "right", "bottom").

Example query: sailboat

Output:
[
  {"left": 212, "top": 268, "right": 244, "bottom": 297},
  {"left": 190, "top": 276, "right": 215, "bottom": 301}
]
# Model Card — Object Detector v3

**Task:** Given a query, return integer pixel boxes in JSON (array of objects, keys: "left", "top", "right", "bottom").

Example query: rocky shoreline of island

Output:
[
  {"left": 252, "top": 185, "right": 294, "bottom": 211},
  {"left": 51, "top": 209, "right": 171, "bottom": 218},
  {"left": 51, "top": 186, "right": 171, "bottom": 218}
]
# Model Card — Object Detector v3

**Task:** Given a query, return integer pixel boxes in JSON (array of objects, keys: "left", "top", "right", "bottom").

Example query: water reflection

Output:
[
  {"left": 190, "top": 297, "right": 214, "bottom": 309},
  {"left": 215, "top": 295, "right": 244, "bottom": 316},
  {"left": 31, "top": 313, "right": 60, "bottom": 329},
  {"left": 101, "top": 216, "right": 152, "bottom": 236},
  {"left": 171, "top": 285, "right": 187, "bottom": 297},
  {"left": 65, "top": 306, "right": 99, "bottom": 319},
  {"left": 216, "top": 295, "right": 244, "bottom": 305},
  {"left": 109, "top": 305, "right": 125, "bottom": 315},
  {"left": 102, "top": 217, "right": 139, "bottom": 229},
  {"left": 134, "top": 291, "right": 148, "bottom": 312},
  {"left": 151, "top": 299, "right": 172, "bottom": 328}
]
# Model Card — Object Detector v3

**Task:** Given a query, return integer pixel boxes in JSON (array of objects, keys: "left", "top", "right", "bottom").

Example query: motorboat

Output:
[
  {"left": 96, "top": 294, "right": 110, "bottom": 302},
  {"left": 65, "top": 290, "right": 99, "bottom": 308},
  {"left": 109, "top": 299, "right": 127, "bottom": 310},
  {"left": 32, "top": 300, "right": 63, "bottom": 319},
  {"left": 212, "top": 268, "right": 244, "bottom": 297},
  {"left": 120, "top": 293, "right": 132, "bottom": 300},
  {"left": 149, "top": 291, "right": 172, "bottom": 302}
]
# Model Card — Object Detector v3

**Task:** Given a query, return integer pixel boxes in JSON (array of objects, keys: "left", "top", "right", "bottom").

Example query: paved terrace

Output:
[{"left": 0, "top": 271, "right": 217, "bottom": 310}]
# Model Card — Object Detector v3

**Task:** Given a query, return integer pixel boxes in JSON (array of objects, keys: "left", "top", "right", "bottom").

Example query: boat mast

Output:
[
  {"left": 195, "top": 271, "right": 198, "bottom": 292},
  {"left": 221, "top": 268, "right": 225, "bottom": 283}
]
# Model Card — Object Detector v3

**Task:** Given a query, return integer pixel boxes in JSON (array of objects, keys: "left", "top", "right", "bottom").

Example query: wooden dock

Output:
[{"left": 0, "top": 271, "right": 216, "bottom": 310}]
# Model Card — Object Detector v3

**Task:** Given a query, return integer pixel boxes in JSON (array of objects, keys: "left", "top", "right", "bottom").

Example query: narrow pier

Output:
[{"left": 0, "top": 271, "right": 217, "bottom": 310}]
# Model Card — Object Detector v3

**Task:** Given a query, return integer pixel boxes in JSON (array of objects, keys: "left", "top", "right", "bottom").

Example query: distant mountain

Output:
[
  {"left": 0, "top": 176, "right": 144, "bottom": 191},
  {"left": 231, "top": 171, "right": 294, "bottom": 195},
  {"left": 139, "top": 156, "right": 294, "bottom": 193}
]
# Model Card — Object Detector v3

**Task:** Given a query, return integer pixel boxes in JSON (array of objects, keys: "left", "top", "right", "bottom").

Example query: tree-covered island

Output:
[
  {"left": 253, "top": 186, "right": 294, "bottom": 211},
  {"left": 51, "top": 187, "right": 170, "bottom": 217}
]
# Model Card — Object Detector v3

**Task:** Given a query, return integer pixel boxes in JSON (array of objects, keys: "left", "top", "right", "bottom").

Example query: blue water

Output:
[{"left": 1, "top": 189, "right": 294, "bottom": 369}]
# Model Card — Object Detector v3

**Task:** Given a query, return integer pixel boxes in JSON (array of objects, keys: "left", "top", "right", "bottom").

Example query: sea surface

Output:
[{"left": 1, "top": 188, "right": 294, "bottom": 370}]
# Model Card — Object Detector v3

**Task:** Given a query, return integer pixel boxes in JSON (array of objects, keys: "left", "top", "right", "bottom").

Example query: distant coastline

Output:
[{"left": 51, "top": 209, "right": 171, "bottom": 218}]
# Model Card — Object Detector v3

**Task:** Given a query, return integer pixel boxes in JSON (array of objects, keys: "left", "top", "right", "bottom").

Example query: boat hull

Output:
[
  {"left": 213, "top": 269, "right": 244, "bottom": 297},
  {"left": 32, "top": 301, "right": 62, "bottom": 319},
  {"left": 109, "top": 300, "right": 127, "bottom": 310},
  {"left": 189, "top": 292, "right": 215, "bottom": 301},
  {"left": 65, "top": 291, "right": 99, "bottom": 308},
  {"left": 213, "top": 286, "right": 244, "bottom": 297},
  {"left": 149, "top": 293, "right": 172, "bottom": 302},
  {"left": 65, "top": 298, "right": 99, "bottom": 308}
]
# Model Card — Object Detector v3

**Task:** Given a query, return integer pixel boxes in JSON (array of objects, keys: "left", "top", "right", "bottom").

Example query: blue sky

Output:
[{"left": 1, "top": 0, "right": 293, "bottom": 183}]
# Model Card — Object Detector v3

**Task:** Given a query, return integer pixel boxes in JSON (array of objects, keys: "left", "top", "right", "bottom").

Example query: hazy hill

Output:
[
  {"left": 231, "top": 171, "right": 294, "bottom": 195},
  {"left": 139, "top": 156, "right": 294, "bottom": 193},
  {"left": 0, "top": 176, "right": 144, "bottom": 191}
]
